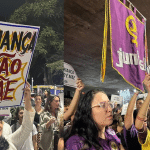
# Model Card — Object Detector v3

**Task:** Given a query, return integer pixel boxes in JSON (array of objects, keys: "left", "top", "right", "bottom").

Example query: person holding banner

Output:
[
  {"left": 11, "top": 106, "right": 38, "bottom": 150},
  {"left": 57, "top": 78, "right": 84, "bottom": 150},
  {"left": 65, "top": 90, "right": 125, "bottom": 150},
  {"left": 135, "top": 74, "right": 150, "bottom": 150},
  {"left": 123, "top": 90, "right": 141, "bottom": 150},
  {"left": 64, "top": 78, "right": 84, "bottom": 121},
  {"left": 0, "top": 82, "right": 35, "bottom": 150}
]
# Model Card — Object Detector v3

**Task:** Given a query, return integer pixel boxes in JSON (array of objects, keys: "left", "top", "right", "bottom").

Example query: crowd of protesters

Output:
[
  {"left": 1, "top": 74, "right": 150, "bottom": 150},
  {"left": 0, "top": 86, "right": 63, "bottom": 150},
  {"left": 64, "top": 74, "right": 150, "bottom": 150}
]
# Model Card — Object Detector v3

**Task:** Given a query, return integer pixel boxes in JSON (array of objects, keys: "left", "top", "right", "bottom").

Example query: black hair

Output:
[
  {"left": 137, "top": 98, "right": 144, "bottom": 102},
  {"left": 65, "top": 89, "right": 104, "bottom": 150},
  {"left": 0, "top": 136, "right": 9, "bottom": 150},
  {"left": 14, "top": 107, "right": 24, "bottom": 122},
  {"left": 34, "top": 94, "right": 42, "bottom": 98},
  {"left": 64, "top": 98, "right": 72, "bottom": 107}
]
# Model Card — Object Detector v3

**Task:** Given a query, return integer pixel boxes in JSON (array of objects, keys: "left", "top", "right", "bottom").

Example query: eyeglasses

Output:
[{"left": 91, "top": 101, "right": 114, "bottom": 110}]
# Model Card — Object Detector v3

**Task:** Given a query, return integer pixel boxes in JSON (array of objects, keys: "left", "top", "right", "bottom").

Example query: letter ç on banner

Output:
[
  {"left": 0, "top": 21, "right": 40, "bottom": 108},
  {"left": 109, "top": 0, "right": 147, "bottom": 92}
]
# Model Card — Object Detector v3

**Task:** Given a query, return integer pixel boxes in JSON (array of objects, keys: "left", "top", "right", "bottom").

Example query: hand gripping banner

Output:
[
  {"left": 0, "top": 21, "right": 40, "bottom": 108},
  {"left": 109, "top": 0, "right": 146, "bottom": 92}
]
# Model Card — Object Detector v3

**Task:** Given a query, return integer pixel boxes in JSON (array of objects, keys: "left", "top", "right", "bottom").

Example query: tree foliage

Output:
[{"left": 9, "top": 0, "right": 64, "bottom": 85}]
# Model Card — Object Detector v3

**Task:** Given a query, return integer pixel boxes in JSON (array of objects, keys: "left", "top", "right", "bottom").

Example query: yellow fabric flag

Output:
[{"left": 101, "top": 0, "right": 108, "bottom": 82}]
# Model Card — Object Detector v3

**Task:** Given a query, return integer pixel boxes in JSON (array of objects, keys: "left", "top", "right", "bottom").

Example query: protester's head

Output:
[
  {"left": 44, "top": 95, "right": 60, "bottom": 112},
  {"left": 91, "top": 91, "right": 113, "bottom": 128},
  {"left": 34, "top": 94, "right": 43, "bottom": 106},
  {"left": 114, "top": 102, "right": 118, "bottom": 108},
  {"left": 117, "top": 121, "right": 124, "bottom": 133},
  {"left": 136, "top": 98, "right": 144, "bottom": 110},
  {"left": 44, "top": 90, "right": 50, "bottom": 98},
  {"left": 111, "top": 114, "right": 123, "bottom": 133},
  {"left": 44, "top": 90, "right": 48, "bottom": 96},
  {"left": 64, "top": 98, "right": 72, "bottom": 113},
  {"left": 14, "top": 107, "right": 24, "bottom": 123},
  {"left": 69, "top": 89, "right": 113, "bottom": 149}
]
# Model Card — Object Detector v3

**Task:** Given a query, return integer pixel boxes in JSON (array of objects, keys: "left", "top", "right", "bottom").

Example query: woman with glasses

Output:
[
  {"left": 39, "top": 95, "right": 62, "bottom": 150},
  {"left": 65, "top": 90, "right": 125, "bottom": 150}
]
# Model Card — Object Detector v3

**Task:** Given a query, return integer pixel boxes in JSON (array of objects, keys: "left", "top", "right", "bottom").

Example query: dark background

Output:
[
  {"left": 0, "top": 0, "right": 25, "bottom": 21},
  {"left": 64, "top": 0, "right": 150, "bottom": 96}
]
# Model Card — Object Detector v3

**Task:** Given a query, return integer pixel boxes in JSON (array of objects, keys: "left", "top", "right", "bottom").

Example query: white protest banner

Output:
[
  {"left": 121, "top": 103, "right": 129, "bottom": 115},
  {"left": 0, "top": 107, "right": 10, "bottom": 116},
  {"left": 0, "top": 21, "right": 40, "bottom": 108},
  {"left": 58, "top": 92, "right": 64, "bottom": 109},
  {"left": 64, "top": 62, "right": 78, "bottom": 88},
  {"left": 137, "top": 93, "right": 148, "bottom": 100},
  {"left": 111, "top": 95, "right": 123, "bottom": 105}
]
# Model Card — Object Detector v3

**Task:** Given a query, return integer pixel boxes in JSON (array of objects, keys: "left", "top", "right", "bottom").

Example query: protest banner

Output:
[
  {"left": 0, "top": 21, "right": 40, "bottom": 108},
  {"left": 109, "top": 0, "right": 147, "bottom": 92},
  {"left": 64, "top": 62, "right": 78, "bottom": 88},
  {"left": 58, "top": 92, "right": 64, "bottom": 109},
  {"left": 111, "top": 94, "right": 123, "bottom": 106},
  {"left": 121, "top": 103, "right": 129, "bottom": 115},
  {"left": 0, "top": 107, "right": 10, "bottom": 116},
  {"left": 137, "top": 93, "right": 148, "bottom": 100}
]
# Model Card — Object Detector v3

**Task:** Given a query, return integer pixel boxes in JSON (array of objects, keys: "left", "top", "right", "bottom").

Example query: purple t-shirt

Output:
[
  {"left": 123, "top": 124, "right": 141, "bottom": 150},
  {"left": 65, "top": 129, "right": 121, "bottom": 150}
]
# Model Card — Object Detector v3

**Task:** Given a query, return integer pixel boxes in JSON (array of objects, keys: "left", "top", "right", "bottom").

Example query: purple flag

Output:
[{"left": 109, "top": 0, "right": 146, "bottom": 92}]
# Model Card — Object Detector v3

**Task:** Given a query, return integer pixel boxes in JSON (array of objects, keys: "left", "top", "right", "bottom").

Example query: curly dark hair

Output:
[{"left": 65, "top": 89, "right": 105, "bottom": 150}]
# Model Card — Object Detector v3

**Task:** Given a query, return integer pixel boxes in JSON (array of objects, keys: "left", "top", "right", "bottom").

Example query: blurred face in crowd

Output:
[
  {"left": 44, "top": 90, "right": 48, "bottom": 96},
  {"left": 91, "top": 92, "right": 113, "bottom": 129},
  {"left": 114, "top": 102, "right": 117, "bottom": 108},
  {"left": 136, "top": 99, "right": 144, "bottom": 110},
  {"left": 35, "top": 96, "right": 42, "bottom": 106},
  {"left": 18, "top": 109, "right": 24, "bottom": 123},
  {"left": 50, "top": 96, "right": 60, "bottom": 109}
]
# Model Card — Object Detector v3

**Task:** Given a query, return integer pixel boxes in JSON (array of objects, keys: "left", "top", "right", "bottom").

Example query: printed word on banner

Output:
[
  {"left": 0, "top": 21, "right": 40, "bottom": 108},
  {"left": 109, "top": 0, "right": 146, "bottom": 92},
  {"left": 0, "top": 107, "right": 10, "bottom": 116},
  {"left": 111, "top": 95, "right": 123, "bottom": 105},
  {"left": 64, "top": 62, "right": 78, "bottom": 88}
]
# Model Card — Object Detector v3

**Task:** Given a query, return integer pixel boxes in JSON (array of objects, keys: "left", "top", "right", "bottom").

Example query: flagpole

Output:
[{"left": 126, "top": 0, "right": 146, "bottom": 21}]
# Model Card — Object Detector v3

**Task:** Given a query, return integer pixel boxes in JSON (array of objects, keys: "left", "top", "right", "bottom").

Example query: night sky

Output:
[{"left": 0, "top": 0, "right": 26, "bottom": 21}]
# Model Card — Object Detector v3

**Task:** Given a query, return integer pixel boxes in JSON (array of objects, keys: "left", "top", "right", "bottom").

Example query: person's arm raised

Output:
[
  {"left": 24, "top": 82, "right": 34, "bottom": 112},
  {"left": 10, "top": 82, "right": 35, "bottom": 148},
  {"left": 64, "top": 78, "right": 84, "bottom": 121},
  {"left": 124, "top": 91, "right": 139, "bottom": 130},
  {"left": 135, "top": 74, "right": 150, "bottom": 130}
]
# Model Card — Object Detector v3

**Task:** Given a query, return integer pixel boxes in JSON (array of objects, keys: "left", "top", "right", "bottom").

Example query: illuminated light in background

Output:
[{"left": 119, "top": 89, "right": 131, "bottom": 104}]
